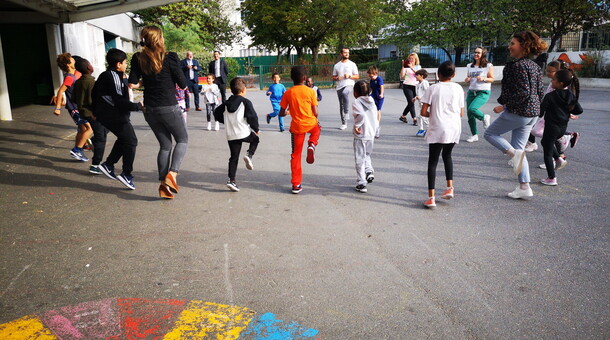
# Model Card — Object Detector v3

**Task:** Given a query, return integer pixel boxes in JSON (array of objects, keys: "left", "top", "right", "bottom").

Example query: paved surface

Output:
[{"left": 0, "top": 84, "right": 608, "bottom": 339}]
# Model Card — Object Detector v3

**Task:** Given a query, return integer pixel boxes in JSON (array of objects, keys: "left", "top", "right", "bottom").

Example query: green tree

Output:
[{"left": 135, "top": 0, "right": 242, "bottom": 50}]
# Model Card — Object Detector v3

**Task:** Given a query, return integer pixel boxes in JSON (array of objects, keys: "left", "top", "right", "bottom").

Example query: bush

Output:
[{"left": 225, "top": 58, "right": 239, "bottom": 82}]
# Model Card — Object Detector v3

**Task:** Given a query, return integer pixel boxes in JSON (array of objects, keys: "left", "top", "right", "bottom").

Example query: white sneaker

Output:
[
  {"left": 206, "top": 122, "right": 212, "bottom": 131},
  {"left": 508, "top": 186, "right": 533, "bottom": 199},
  {"left": 339, "top": 124, "right": 347, "bottom": 130},
  {"left": 483, "top": 114, "right": 491, "bottom": 129},
  {"left": 555, "top": 157, "right": 567, "bottom": 170},
  {"left": 510, "top": 150, "right": 526, "bottom": 176},
  {"left": 243, "top": 155, "right": 254, "bottom": 170},
  {"left": 214, "top": 121, "right": 220, "bottom": 131},
  {"left": 524, "top": 141, "right": 538, "bottom": 152},
  {"left": 466, "top": 135, "right": 479, "bottom": 143}
]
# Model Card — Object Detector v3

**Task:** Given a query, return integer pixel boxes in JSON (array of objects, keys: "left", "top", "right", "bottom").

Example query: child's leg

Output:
[
  {"left": 206, "top": 104, "right": 213, "bottom": 122},
  {"left": 269, "top": 101, "right": 281, "bottom": 118},
  {"left": 114, "top": 123, "right": 138, "bottom": 176},
  {"left": 353, "top": 139, "right": 367, "bottom": 185},
  {"left": 244, "top": 131, "right": 260, "bottom": 156},
  {"left": 416, "top": 102, "right": 424, "bottom": 130},
  {"left": 440, "top": 143, "right": 455, "bottom": 185},
  {"left": 89, "top": 118, "right": 108, "bottom": 166},
  {"left": 307, "top": 123, "right": 321, "bottom": 147},
  {"left": 75, "top": 121, "right": 93, "bottom": 148},
  {"left": 290, "top": 132, "right": 306, "bottom": 186},
  {"left": 228, "top": 139, "right": 242, "bottom": 180},
  {"left": 427, "top": 143, "right": 443, "bottom": 197},
  {"left": 541, "top": 125, "right": 561, "bottom": 179}
]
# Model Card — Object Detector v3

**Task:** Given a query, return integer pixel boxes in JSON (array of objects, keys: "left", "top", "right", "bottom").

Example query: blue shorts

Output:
[
  {"left": 373, "top": 97, "right": 384, "bottom": 110},
  {"left": 69, "top": 109, "right": 89, "bottom": 126}
]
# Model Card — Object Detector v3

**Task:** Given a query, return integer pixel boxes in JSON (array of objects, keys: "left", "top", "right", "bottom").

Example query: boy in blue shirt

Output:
[{"left": 266, "top": 73, "right": 287, "bottom": 132}]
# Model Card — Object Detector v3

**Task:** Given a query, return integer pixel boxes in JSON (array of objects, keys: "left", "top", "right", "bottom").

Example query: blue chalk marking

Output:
[{"left": 239, "top": 312, "right": 319, "bottom": 339}]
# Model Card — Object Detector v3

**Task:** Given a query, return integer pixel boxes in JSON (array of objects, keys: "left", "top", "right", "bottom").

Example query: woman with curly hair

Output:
[{"left": 484, "top": 31, "right": 547, "bottom": 199}]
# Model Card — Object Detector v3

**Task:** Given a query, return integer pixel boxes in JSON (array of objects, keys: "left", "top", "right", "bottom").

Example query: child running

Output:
[
  {"left": 539, "top": 69, "right": 582, "bottom": 186},
  {"left": 367, "top": 66, "right": 383, "bottom": 138},
  {"left": 420, "top": 61, "right": 464, "bottom": 208},
  {"left": 92, "top": 48, "right": 142, "bottom": 190},
  {"left": 266, "top": 73, "right": 287, "bottom": 132},
  {"left": 52, "top": 53, "right": 92, "bottom": 162},
  {"left": 352, "top": 80, "right": 379, "bottom": 193},
  {"left": 414, "top": 69, "right": 430, "bottom": 137},
  {"left": 213, "top": 78, "right": 260, "bottom": 192},
  {"left": 202, "top": 74, "right": 221, "bottom": 131},
  {"left": 306, "top": 77, "right": 322, "bottom": 102},
  {"left": 73, "top": 57, "right": 108, "bottom": 175},
  {"left": 279, "top": 66, "right": 320, "bottom": 194}
]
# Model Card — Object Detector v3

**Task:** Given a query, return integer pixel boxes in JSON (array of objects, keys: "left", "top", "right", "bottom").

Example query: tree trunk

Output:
[
  {"left": 312, "top": 46, "right": 319, "bottom": 65},
  {"left": 454, "top": 46, "right": 464, "bottom": 65},
  {"left": 548, "top": 34, "right": 559, "bottom": 53},
  {"left": 295, "top": 46, "right": 304, "bottom": 62},
  {"left": 441, "top": 48, "right": 453, "bottom": 62}
]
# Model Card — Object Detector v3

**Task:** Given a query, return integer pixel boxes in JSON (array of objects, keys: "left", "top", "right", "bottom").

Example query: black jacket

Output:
[
  {"left": 208, "top": 59, "right": 229, "bottom": 84},
  {"left": 92, "top": 69, "right": 139, "bottom": 123},
  {"left": 540, "top": 89, "right": 583, "bottom": 126},
  {"left": 213, "top": 95, "right": 259, "bottom": 133},
  {"left": 129, "top": 52, "right": 187, "bottom": 107}
]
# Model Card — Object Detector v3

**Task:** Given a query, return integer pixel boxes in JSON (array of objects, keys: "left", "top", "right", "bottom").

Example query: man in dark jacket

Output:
[
  {"left": 92, "top": 48, "right": 141, "bottom": 190},
  {"left": 208, "top": 50, "right": 229, "bottom": 103},
  {"left": 180, "top": 51, "right": 201, "bottom": 111}
]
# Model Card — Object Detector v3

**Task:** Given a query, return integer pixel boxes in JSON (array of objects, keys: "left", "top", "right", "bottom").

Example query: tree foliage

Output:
[
  {"left": 135, "top": 0, "right": 242, "bottom": 51},
  {"left": 241, "top": 0, "right": 390, "bottom": 63}
]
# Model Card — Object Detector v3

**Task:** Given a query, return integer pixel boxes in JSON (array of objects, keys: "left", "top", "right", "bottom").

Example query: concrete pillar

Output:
[{"left": 0, "top": 34, "right": 12, "bottom": 121}]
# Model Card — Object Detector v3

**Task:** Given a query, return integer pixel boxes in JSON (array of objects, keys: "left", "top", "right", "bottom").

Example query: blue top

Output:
[
  {"left": 370, "top": 76, "right": 384, "bottom": 99},
  {"left": 268, "top": 83, "right": 286, "bottom": 102}
]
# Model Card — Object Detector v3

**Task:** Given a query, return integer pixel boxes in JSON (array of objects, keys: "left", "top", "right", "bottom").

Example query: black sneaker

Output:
[
  {"left": 399, "top": 116, "right": 407, "bottom": 123},
  {"left": 291, "top": 184, "right": 302, "bottom": 194},
  {"left": 266, "top": 114, "right": 271, "bottom": 124},
  {"left": 366, "top": 172, "right": 375, "bottom": 183},
  {"left": 117, "top": 173, "right": 136, "bottom": 190},
  {"left": 355, "top": 184, "right": 367, "bottom": 193},
  {"left": 570, "top": 132, "right": 579, "bottom": 148},
  {"left": 226, "top": 180, "right": 240, "bottom": 192},
  {"left": 243, "top": 155, "right": 254, "bottom": 170},
  {"left": 99, "top": 162, "right": 117, "bottom": 180}
]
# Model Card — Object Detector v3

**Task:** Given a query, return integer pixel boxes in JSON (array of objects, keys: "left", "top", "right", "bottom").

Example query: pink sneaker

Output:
[
  {"left": 424, "top": 197, "right": 436, "bottom": 208},
  {"left": 541, "top": 178, "right": 558, "bottom": 186},
  {"left": 441, "top": 187, "right": 454, "bottom": 199}
]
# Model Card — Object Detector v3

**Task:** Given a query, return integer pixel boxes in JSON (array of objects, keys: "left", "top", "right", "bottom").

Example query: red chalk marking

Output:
[{"left": 117, "top": 298, "right": 188, "bottom": 339}]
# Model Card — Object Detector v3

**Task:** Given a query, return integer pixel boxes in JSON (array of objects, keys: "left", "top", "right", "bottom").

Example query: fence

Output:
[{"left": 248, "top": 64, "right": 336, "bottom": 90}]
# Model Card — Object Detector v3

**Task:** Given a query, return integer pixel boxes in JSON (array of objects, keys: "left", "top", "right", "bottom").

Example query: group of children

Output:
[{"left": 53, "top": 49, "right": 583, "bottom": 204}]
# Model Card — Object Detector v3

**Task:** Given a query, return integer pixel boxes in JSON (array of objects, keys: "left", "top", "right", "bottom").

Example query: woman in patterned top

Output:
[{"left": 483, "top": 31, "right": 547, "bottom": 199}]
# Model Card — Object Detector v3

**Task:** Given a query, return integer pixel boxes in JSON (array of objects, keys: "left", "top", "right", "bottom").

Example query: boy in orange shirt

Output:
[{"left": 279, "top": 66, "right": 320, "bottom": 194}]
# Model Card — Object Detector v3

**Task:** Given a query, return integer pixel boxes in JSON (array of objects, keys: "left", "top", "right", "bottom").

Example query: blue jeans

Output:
[
  {"left": 268, "top": 101, "right": 284, "bottom": 131},
  {"left": 484, "top": 110, "right": 537, "bottom": 183}
]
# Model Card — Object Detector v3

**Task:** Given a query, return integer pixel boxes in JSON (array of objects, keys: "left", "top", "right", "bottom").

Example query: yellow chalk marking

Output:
[
  {"left": 163, "top": 301, "right": 255, "bottom": 339},
  {"left": 0, "top": 315, "right": 57, "bottom": 339}
]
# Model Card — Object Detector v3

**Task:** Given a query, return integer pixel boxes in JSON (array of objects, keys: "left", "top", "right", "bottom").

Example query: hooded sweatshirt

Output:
[
  {"left": 213, "top": 95, "right": 259, "bottom": 141},
  {"left": 540, "top": 88, "right": 583, "bottom": 126},
  {"left": 352, "top": 95, "right": 379, "bottom": 140}
]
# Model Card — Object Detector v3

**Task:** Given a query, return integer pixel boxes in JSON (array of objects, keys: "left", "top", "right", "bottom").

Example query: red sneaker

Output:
[{"left": 306, "top": 145, "right": 315, "bottom": 164}]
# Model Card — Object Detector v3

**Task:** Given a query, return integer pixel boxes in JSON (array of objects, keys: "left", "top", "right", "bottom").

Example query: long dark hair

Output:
[
  {"left": 548, "top": 60, "right": 580, "bottom": 100},
  {"left": 473, "top": 47, "right": 489, "bottom": 68}
]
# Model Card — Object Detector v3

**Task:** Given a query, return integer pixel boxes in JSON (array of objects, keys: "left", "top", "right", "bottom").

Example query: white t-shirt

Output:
[
  {"left": 402, "top": 65, "right": 421, "bottom": 86},
  {"left": 333, "top": 60, "right": 359, "bottom": 89},
  {"left": 466, "top": 63, "right": 492, "bottom": 91},
  {"left": 421, "top": 82, "right": 464, "bottom": 144}
]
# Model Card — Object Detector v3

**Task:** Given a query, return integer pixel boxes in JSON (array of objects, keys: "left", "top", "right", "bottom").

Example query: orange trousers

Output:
[{"left": 290, "top": 124, "right": 321, "bottom": 186}]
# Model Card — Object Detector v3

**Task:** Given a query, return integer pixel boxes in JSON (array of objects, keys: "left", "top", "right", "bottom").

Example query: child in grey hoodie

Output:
[{"left": 352, "top": 80, "right": 379, "bottom": 193}]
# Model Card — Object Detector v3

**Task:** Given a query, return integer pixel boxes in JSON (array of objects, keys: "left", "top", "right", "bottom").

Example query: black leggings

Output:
[
  {"left": 428, "top": 143, "right": 455, "bottom": 190},
  {"left": 402, "top": 85, "right": 417, "bottom": 118},
  {"left": 541, "top": 123, "right": 565, "bottom": 179},
  {"left": 228, "top": 132, "right": 259, "bottom": 180}
]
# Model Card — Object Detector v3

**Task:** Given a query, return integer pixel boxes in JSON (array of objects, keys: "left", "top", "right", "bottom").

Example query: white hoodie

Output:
[{"left": 352, "top": 95, "right": 379, "bottom": 140}]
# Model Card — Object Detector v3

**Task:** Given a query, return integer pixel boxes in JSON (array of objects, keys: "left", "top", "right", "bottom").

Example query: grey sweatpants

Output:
[
  {"left": 144, "top": 105, "right": 189, "bottom": 180},
  {"left": 354, "top": 138, "right": 374, "bottom": 185},
  {"left": 337, "top": 85, "right": 353, "bottom": 125}
]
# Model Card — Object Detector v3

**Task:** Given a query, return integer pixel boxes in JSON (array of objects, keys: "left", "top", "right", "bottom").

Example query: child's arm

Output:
[
  {"left": 380, "top": 84, "right": 384, "bottom": 99},
  {"left": 279, "top": 107, "right": 287, "bottom": 117},
  {"left": 421, "top": 103, "right": 430, "bottom": 117},
  {"left": 51, "top": 85, "right": 68, "bottom": 115},
  {"left": 317, "top": 88, "right": 322, "bottom": 101},
  {"left": 213, "top": 104, "right": 225, "bottom": 124},
  {"left": 312, "top": 103, "right": 318, "bottom": 118},
  {"left": 460, "top": 107, "right": 464, "bottom": 117}
]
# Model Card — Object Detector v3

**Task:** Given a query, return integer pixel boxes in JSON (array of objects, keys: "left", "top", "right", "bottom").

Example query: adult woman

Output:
[
  {"left": 484, "top": 31, "right": 547, "bottom": 199},
  {"left": 464, "top": 47, "right": 494, "bottom": 142},
  {"left": 399, "top": 53, "right": 421, "bottom": 125},
  {"left": 129, "top": 26, "right": 188, "bottom": 199}
]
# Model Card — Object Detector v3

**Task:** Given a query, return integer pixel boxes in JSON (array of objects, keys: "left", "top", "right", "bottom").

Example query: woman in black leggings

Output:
[{"left": 399, "top": 53, "right": 421, "bottom": 125}]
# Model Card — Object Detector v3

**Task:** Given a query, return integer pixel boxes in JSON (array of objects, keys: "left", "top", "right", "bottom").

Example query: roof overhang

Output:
[{"left": 0, "top": 0, "right": 185, "bottom": 24}]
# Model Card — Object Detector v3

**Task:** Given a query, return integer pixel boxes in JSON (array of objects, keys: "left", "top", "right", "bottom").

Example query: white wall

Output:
[
  {"left": 62, "top": 22, "right": 106, "bottom": 78},
  {"left": 86, "top": 14, "right": 140, "bottom": 43}
]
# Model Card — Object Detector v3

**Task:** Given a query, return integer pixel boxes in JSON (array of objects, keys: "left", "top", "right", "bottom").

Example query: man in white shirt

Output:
[
  {"left": 332, "top": 48, "right": 359, "bottom": 130},
  {"left": 180, "top": 51, "right": 201, "bottom": 111}
]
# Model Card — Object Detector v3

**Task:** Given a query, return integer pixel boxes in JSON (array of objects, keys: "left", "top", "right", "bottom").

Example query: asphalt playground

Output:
[{"left": 0, "top": 83, "right": 608, "bottom": 339}]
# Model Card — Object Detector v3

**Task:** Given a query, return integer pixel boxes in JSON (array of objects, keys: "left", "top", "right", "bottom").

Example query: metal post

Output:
[{"left": 0, "top": 34, "right": 12, "bottom": 121}]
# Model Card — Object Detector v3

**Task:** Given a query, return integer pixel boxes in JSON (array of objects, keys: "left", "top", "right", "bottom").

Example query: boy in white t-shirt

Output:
[
  {"left": 420, "top": 61, "right": 464, "bottom": 208},
  {"left": 332, "top": 48, "right": 359, "bottom": 130}
]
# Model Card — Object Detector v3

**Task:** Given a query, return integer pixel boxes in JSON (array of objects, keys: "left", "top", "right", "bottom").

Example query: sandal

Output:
[
  {"left": 159, "top": 184, "right": 174, "bottom": 199},
  {"left": 164, "top": 172, "right": 179, "bottom": 193}
]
